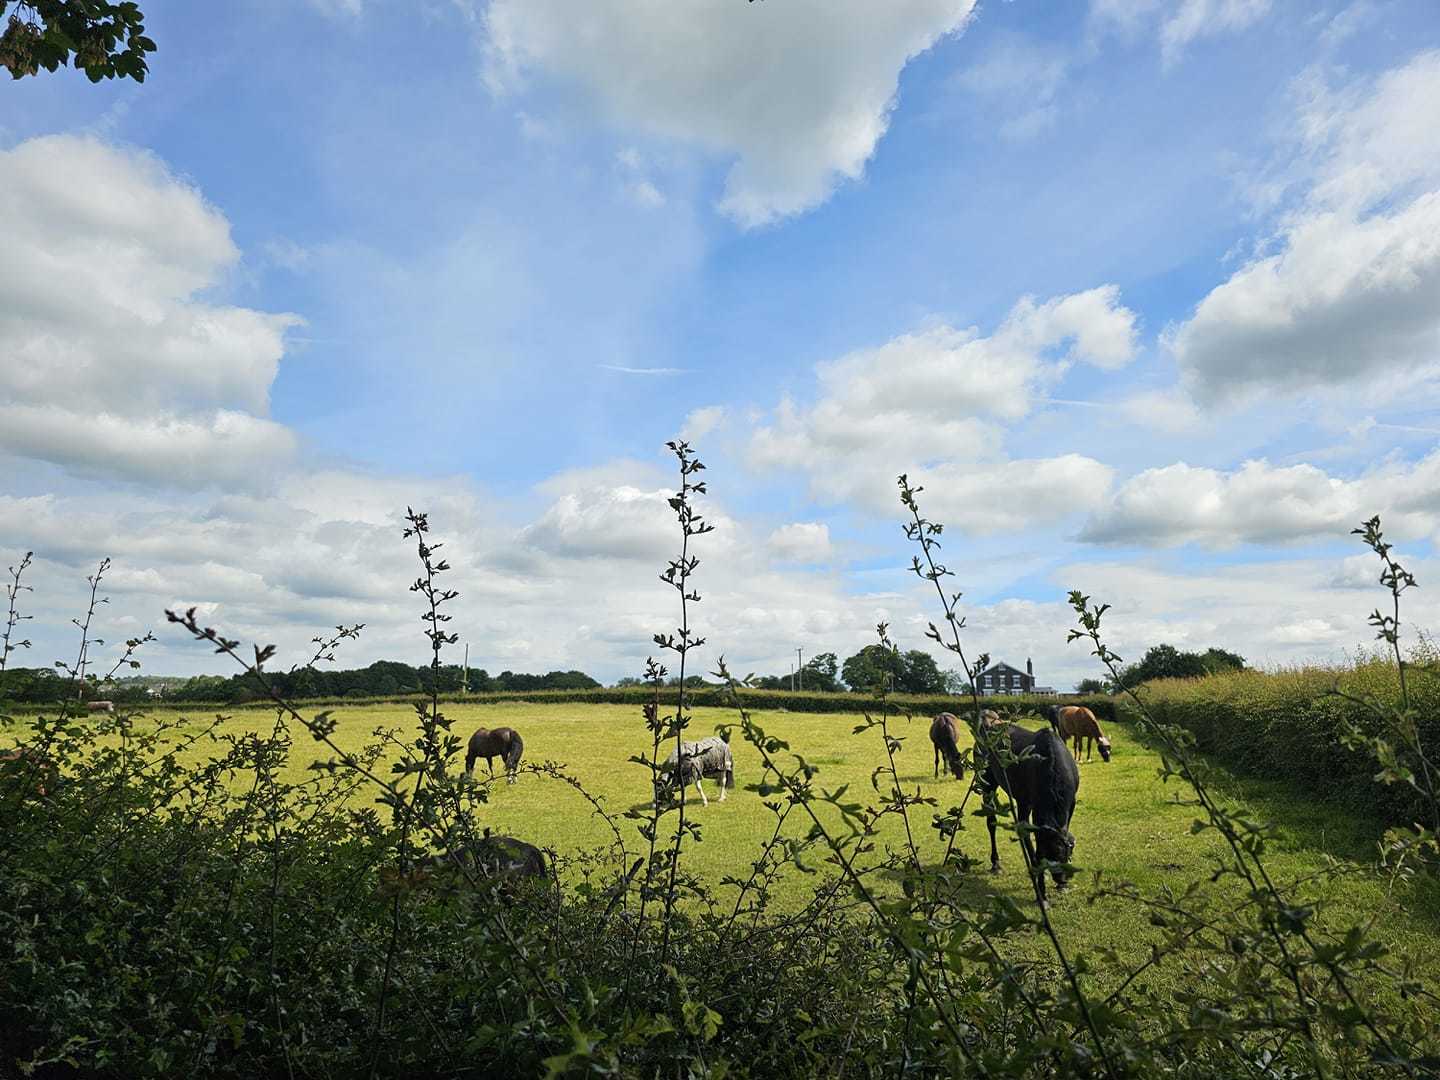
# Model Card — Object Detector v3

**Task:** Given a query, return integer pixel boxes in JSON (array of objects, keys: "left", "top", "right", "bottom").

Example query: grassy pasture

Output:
[{"left": 84, "top": 697, "right": 1440, "bottom": 998}]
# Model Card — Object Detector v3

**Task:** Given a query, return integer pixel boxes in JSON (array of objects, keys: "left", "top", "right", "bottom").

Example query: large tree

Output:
[
  {"left": 841, "top": 644, "right": 905, "bottom": 693},
  {"left": 1, "top": 1, "right": 154, "bottom": 81},
  {"left": 897, "top": 650, "right": 946, "bottom": 695}
]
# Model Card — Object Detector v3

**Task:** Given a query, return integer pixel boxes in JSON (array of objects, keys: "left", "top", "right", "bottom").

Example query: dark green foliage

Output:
[
  {"left": 0, "top": 0, "right": 153, "bottom": 81},
  {"left": 840, "top": 644, "right": 948, "bottom": 694},
  {"left": 1117, "top": 642, "right": 1247, "bottom": 685}
]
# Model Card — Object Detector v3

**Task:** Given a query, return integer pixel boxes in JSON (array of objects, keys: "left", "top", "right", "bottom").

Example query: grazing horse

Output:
[
  {"left": 465, "top": 727, "right": 524, "bottom": 783},
  {"left": 976, "top": 723, "right": 1080, "bottom": 906},
  {"left": 654, "top": 735, "right": 733, "bottom": 807},
  {"left": 1046, "top": 705, "right": 1112, "bottom": 763},
  {"left": 930, "top": 713, "right": 964, "bottom": 779},
  {"left": 85, "top": 700, "right": 115, "bottom": 714},
  {"left": 0, "top": 747, "right": 58, "bottom": 797}
]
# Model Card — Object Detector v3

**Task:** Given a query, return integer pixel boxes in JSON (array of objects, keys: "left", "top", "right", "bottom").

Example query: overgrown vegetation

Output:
[{"left": 1, "top": 451, "right": 1437, "bottom": 1077}]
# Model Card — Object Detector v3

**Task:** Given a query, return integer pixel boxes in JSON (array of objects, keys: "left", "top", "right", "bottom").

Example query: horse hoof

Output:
[{"left": 989, "top": 863, "right": 1001, "bottom": 875}]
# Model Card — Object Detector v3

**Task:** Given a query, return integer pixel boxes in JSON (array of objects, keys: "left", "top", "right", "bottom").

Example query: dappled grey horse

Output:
[{"left": 654, "top": 735, "right": 733, "bottom": 807}]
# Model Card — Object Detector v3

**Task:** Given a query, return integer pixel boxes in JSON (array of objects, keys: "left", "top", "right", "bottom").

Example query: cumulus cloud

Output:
[
  {"left": 0, "top": 135, "right": 301, "bottom": 489},
  {"left": 1172, "top": 51, "right": 1440, "bottom": 406},
  {"left": 767, "top": 522, "right": 832, "bottom": 562},
  {"left": 748, "top": 288, "right": 1134, "bottom": 529},
  {"left": 482, "top": 0, "right": 976, "bottom": 227},
  {"left": 1058, "top": 555, "right": 1440, "bottom": 672},
  {"left": 1081, "top": 451, "right": 1440, "bottom": 547}
]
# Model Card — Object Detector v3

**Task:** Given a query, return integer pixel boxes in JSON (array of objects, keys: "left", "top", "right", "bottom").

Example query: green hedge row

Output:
[
  {"left": 1123, "top": 659, "right": 1438, "bottom": 826},
  {"left": 151, "top": 685, "right": 1118, "bottom": 722}
]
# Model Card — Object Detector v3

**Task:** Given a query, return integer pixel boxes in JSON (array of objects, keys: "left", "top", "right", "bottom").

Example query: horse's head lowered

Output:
[
  {"left": 1096, "top": 735, "right": 1112, "bottom": 763},
  {"left": 1033, "top": 824, "right": 1076, "bottom": 881}
]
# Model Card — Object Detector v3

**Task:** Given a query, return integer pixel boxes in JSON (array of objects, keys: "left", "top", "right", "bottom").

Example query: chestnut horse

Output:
[
  {"left": 465, "top": 727, "right": 524, "bottom": 783},
  {"left": 1046, "top": 705, "right": 1112, "bottom": 763}
]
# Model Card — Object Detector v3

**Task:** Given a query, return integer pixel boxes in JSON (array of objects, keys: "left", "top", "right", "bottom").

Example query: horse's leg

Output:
[
  {"left": 986, "top": 793, "right": 1000, "bottom": 873},
  {"left": 717, "top": 772, "right": 727, "bottom": 802},
  {"left": 933, "top": 743, "right": 938, "bottom": 778},
  {"left": 695, "top": 776, "right": 708, "bottom": 808}
]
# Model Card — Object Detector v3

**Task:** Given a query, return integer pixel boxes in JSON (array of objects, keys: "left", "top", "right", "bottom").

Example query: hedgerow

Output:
[
  {"left": 1128, "top": 646, "right": 1440, "bottom": 826},
  {"left": 87, "top": 685, "right": 1117, "bottom": 720}
]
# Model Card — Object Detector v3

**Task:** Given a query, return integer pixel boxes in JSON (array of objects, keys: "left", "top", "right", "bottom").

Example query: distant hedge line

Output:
[
  {"left": 1122, "top": 658, "right": 1437, "bottom": 826},
  {"left": 133, "top": 685, "right": 1118, "bottom": 722}
]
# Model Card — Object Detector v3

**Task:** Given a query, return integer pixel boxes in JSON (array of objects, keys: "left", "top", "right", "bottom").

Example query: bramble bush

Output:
[{"left": 1, "top": 455, "right": 1437, "bottom": 1078}]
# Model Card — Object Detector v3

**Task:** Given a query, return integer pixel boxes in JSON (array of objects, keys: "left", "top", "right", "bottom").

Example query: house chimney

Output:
[{"left": 1026, "top": 657, "right": 1033, "bottom": 677}]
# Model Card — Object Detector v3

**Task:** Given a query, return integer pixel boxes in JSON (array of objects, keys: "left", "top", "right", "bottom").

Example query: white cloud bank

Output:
[
  {"left": 0, "top": 135, "right": 300, "bottom": 489},
  {"left": 1081, "top": 452, "right": 1440, "bottom": 548},
  {"left": 749, "top": 287, "right": 1136, "bottom": 529},
  {"left": 1172, "top": 50, "right": 1440, "bottom": 406},
  {"left": 483, "top": 0, "right": 976, "bottom": 227}
]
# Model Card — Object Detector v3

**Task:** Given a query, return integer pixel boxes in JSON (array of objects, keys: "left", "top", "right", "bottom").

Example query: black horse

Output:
[{"left": 976, "top": 722, "right": 1080, "bottom": 906}]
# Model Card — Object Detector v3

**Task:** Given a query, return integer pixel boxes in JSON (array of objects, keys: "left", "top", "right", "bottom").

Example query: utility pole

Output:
[
  {"left": 796, "top": 648, "right": 803, "bottom": 691},
  {"left": 789, "top": 661, "right": 794, "bottom": 692},
  {"left": 462, "top": 643, "right": 469, "bottom": 696}
]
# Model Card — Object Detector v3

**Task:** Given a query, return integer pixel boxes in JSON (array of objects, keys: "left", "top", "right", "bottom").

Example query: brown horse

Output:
[
  {"left": 931, "top": 710, "right": 1007, "bottom": 779},
  {"left": 465, "top": 726, "right": 524, "bottom": 783},
  {"left": 930, "top": 713, "right": 964, "bottom": 779},
  {"left": 1046, "top": 705, "right": 1111, "bottom": 763},
  {"left": 0, "top": 747, "right": 58, "bottom": 797}
]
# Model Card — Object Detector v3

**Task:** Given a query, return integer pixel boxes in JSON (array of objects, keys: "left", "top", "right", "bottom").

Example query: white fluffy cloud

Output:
[
  {"left": 1172, "top": 51, "right": 1440, "bottom": 405},
  {"left": 1081, "top": 452, "right": 1440, "bottom": 548},
  {"left": 482, "top": 0, "right": 976, "bottom": 227},
  {"left": 749, "top": 288, "right": 1135, "bottom": 529},
  {"left": 767, "top": 522, "right": 832, "bottom": 562},
  {"left": 0, "top": 135, "right": 300, "bottom": 489}
]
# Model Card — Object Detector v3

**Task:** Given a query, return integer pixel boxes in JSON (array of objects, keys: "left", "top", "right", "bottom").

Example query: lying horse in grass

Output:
[
  {"left": 654, "top": 735, "right": 733, "bottom": 807},
  {"left": 976, "top": 722, "right": 1080, "bottom": 906},
  {"left": 0, "top": 747, "right": 58, "bottom": 797},
  {"left": 1046, "top": 705, "right": 1111, "bottom": 763},
  {"left": 378, "top": 831, "right": 547, "bottom": 898},
  {"left": 465, "top": 726, "right": 524, "bottom": 783}
]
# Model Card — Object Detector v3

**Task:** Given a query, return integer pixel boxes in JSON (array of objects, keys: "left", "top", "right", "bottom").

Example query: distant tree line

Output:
[
  {"left": 1074, "top": 643, "right": 1247, "bottom": 692},
  {"left": 0, "top": 662, "right": 602, "bottom": 705}
]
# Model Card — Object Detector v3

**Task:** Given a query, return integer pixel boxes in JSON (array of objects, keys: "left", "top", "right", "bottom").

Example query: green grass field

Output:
[{"left": 86, "top": 696, "right": 1440, "bottom": 999}]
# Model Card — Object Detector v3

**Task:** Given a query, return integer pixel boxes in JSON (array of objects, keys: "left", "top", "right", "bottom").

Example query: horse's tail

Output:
[
  {"left": 504, "top": 731, "right": 524, "bottom": 772},
  {"left": 1045, "top": 705, "right": 1062, "bottom": 736}
]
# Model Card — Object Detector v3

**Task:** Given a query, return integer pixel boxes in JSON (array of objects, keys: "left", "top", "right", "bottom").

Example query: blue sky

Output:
[{"left": 2, "top": 0, "right": 1439, "bottom": 689}]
